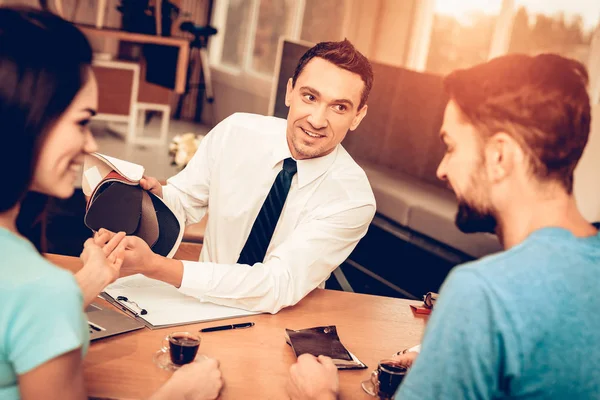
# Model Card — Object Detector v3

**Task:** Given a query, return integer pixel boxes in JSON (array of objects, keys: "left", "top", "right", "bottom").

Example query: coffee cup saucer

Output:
[
  {"left": 361, "top": 378, "right": 377, "bottom": 397},
  {"left": 153, "top": 349, "right": 207, "bottom": 371},
  {"left": 153, "top": 349, "right": 181, "bottom": 371}
]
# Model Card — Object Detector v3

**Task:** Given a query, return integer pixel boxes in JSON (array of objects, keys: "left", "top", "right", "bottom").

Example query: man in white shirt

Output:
[{"left": 103, "top": 39, "right": 376, "bottom": 313}]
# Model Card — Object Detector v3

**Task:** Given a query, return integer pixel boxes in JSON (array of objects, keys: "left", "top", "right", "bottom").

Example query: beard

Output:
[
  {"left": 455, "top": 199, "right": 497, "bottom": 234},
  {"left": 452, "top": 153, "right": 498, "bottom": 235}
]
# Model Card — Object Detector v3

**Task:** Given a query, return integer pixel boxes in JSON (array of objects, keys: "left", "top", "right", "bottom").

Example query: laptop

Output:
[{"left": 86, "top": 302, "right": 145, "bottom": 341}]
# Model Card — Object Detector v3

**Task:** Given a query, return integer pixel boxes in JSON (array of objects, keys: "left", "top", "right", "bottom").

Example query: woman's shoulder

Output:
[
  {"left": 0, "top": 228, "right": 79, "bottom": 294},
  {"left": 0, "top": 235, "right": 87, "bottom": 377}
]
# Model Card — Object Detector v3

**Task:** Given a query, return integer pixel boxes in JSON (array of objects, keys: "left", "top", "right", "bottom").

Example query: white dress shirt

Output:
[{"left": 162, "top": 113, "right": 376, "bottom": 313}]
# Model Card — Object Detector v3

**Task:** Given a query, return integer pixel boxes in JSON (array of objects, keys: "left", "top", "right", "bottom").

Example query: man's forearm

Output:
[{"left": 146, "top": 254, "right": 185, "bottom": 288}]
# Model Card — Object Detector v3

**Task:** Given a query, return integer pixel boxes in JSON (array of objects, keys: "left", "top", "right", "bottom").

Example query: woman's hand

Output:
[{"left": 75, "top": 232, "right": 126, "bottom": 307}]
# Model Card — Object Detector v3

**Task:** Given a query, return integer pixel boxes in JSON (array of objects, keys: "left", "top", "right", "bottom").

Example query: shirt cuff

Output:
[
  {"left": 177, "top": 260, "right": 213, "bottom": 299},
  {"left": 161, "top": 184, "right": 176, "bottom": 211},
  {"left": 408, "top": 344, "right": 422, "bottom": 353},
  {"left": 161, "top": 184, "right": 186, "bottom": 225}
]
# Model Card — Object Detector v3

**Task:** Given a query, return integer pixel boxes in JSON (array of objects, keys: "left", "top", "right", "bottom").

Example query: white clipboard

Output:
[{"left": 101, "top": 274, "right": 259, "bottom": 329}]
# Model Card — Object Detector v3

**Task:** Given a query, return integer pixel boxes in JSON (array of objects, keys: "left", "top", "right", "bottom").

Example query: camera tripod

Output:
[{"left": 174, "top": 22, "right": 218, "bottom": 126}]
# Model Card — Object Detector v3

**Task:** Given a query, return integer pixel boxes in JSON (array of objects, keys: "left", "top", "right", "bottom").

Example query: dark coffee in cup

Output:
[
  {"left": 169, "top": 334, "right": 200, "bottom": 365},
  {"left": 377, "top": 361, "right": 407, "bottom": 398}
]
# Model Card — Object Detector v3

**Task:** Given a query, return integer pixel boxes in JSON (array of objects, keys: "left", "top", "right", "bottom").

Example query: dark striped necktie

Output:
[{"left": 238, "top": 157, "right": 297, "bottom": 266}]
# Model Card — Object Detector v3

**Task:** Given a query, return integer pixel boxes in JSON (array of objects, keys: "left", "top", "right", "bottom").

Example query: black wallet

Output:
[{"left": 285, "top": 326, "right": 367, "bottom": 370}]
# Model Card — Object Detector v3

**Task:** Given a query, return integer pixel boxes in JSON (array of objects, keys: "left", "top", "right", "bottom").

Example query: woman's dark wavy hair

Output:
[{"left": 0, "top": 7, "right": 92, "bottom": 249}]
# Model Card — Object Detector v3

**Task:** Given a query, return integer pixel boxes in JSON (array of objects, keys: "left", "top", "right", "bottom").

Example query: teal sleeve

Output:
[
  {"left": 395, "top": 267, "right": 518, "bottom": 400},
  {"left": 7, "top": 270, "right": 87, "bottom": 375}
]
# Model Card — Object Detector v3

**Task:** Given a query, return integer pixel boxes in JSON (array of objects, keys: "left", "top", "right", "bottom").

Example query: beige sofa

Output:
[{"left": 343, "top": 63, "right": 501, "bottom": 261}]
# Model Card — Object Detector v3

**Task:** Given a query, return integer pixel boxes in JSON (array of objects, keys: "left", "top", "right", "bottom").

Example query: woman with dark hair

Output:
[{"left": 0, "top": 7, "right": 222, "bottom": 400}]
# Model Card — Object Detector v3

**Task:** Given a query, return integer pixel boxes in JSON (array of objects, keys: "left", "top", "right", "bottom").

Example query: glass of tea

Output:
[
  {"left": 361, "top": 359, "right": 408, "bottom": 399},
  {"left": 154, "top": 331, "right": 201, "bottom": 370}
]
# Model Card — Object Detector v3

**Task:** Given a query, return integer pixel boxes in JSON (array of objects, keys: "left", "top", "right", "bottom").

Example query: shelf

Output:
[{"left": 77, "top": 24, "right": 189, "bottom": 94}]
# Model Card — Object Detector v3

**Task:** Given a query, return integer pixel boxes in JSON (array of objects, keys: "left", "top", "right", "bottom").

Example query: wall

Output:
[
  {"left": 5, "top": 0, "right": 597, "bottom": 219},
  {"left": 0, "top": 0, "right": 121, "bottom": 30},
  {"left": 208, "top": 0, "right": 417, "bottom": 124},
  {"left": 207, "top": 0, "right": 600, "bottom": 222},
  {"left": 211, "top": 79, "right": 270, "bottom": 123},
  {"left": 368, "top": 0, "right": 416, "bottom": 66},
  {"left": 574, "top": 104, "right": 600, "bottom": 222}
]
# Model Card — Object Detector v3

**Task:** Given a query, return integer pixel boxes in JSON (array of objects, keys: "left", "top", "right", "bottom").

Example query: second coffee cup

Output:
[{"left": 161, "top": 331, "right": 201, "bottom": 365}]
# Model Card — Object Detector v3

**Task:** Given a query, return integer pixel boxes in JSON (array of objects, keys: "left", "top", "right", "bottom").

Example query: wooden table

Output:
[{"left": 47, "top": 254, "right": 427, "bottom": 399}]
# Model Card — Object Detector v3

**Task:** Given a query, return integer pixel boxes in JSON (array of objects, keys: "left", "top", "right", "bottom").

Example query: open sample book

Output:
[
  {"left": 82, "top": 153, "right": 258, "bottom": 328},
  {"left": 82, "top": 152, "right": 183, "bottom": 258}
]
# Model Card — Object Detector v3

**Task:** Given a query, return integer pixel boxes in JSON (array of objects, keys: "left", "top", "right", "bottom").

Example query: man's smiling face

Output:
[{"left": 284, "top": 57, "right": 368, "bottom": 160}]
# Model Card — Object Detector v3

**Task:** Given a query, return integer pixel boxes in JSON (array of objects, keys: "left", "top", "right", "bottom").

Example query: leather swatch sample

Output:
[
  {"left": 85, "top": 182, "right": 143, "bottom": 234},
  {"left": 137, "top": 191, "right": 159, "bottom": 248},
  {"left": 83, "top": 160, "right": 184, "bottom": 258},
  {"left": 148, "top": 193, "right": 180, "bottom": 257}
]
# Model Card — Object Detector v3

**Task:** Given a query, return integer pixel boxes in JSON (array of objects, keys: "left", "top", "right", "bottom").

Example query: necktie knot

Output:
[{"left": 283, "top": 157, "right": 297, "bottom": 175}]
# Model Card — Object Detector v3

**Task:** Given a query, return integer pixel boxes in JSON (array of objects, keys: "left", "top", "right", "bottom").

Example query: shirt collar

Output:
[{"left": 270, "top": 131, "right": 338, "bottom": 189}]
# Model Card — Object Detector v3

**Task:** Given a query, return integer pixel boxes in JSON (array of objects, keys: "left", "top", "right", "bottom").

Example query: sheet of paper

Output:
[
  {"left": 104, "top": 274, "right": 258, "bottom": 327},
  {"left": 83, "top": 166, "right": 103, "bottom": 195},
  {"left": 82, "top": 153, "right": 141, "bottom": 195},
  {"left": 98, "top": 153, "right": 145, "bottom": 182}
]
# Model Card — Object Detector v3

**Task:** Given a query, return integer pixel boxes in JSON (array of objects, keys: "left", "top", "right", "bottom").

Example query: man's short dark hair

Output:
[
  {"left": 292, "top": 39, "right": 373, "bottom": 110},
  {"left": 444, "top": 53, "right": 591, "bottom": 193}
]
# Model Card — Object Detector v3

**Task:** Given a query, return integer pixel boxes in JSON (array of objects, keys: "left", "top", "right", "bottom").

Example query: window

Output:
[
  {"left": 211, "top": 0, "right": 350, "bottom": 80},
  {"left": 300, "top": 0, "right": 348, "bottom": 44},
  {"left": 507, "top": 0, "right": 600, "bottom": 66},
  {"left": 252, "top": 0, "right": 296, "bottom": 76},
  {"left": 411, "top": 0, "right": 600, "bottom": 102},
  {"left": 426, "top": 0, "right": 503, "bottom": 75},
  {"left": 220, "top": 0, "right": 253, "bottom": 68}
]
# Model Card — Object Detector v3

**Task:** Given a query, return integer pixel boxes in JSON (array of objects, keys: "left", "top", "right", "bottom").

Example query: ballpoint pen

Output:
[{"left": 200, "top": 322, "right": 255, "bottom": 332}]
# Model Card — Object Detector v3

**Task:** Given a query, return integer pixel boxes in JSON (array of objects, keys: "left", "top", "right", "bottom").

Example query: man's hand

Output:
[
  {"left": 140, "top": 175, "right": 163, "bottom": 198},
  {"left": 287, "top": 354, "right": 339, "bottom": 400},
  {"left": 95, "top": 228, "right": 184, "bottom": 287},
  {"left": 390, "top": 350, "right": 419, "bottom": 368},
  {"left": 95, "top": 228, "right": 159, "bottom": 277},
  {"left": 75, "top": 233, "right": 126, "bottom": 306},
  {"left": 151, "top": 358, "right": 223, "bottom": 400}
]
